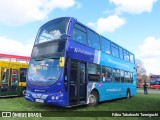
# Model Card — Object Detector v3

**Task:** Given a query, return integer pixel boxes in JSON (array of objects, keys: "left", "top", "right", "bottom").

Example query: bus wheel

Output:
[
  {"left": 126, "top": 90, "right": 131, "bottom": 99},
  {"left": 88, "top": 91, "right": 98, "bottom": 107},
  {"left": 20, "top": 88, "right": 26, "bottom": 96}
]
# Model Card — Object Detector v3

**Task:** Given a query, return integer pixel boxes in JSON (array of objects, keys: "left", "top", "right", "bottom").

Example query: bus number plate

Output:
[{"left": 35, "top": 99, "right": 44, "bottom": 103}]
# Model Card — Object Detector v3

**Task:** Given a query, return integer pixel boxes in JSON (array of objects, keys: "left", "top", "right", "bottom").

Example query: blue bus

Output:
[{"left": 25, "top": 17, "right": 137, "bottom": 107}]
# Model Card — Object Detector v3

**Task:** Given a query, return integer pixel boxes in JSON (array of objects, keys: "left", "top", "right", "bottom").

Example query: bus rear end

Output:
[{"left": 150, "top": 75, "right": 160, "bottom": 89}]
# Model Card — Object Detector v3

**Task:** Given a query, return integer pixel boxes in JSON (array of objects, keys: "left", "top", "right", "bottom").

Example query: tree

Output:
[
  {"left": 136, "top": 59, "right": 146, "bottom": 76},
  {"left": 136, "top": 59, "right": 150, "bottom": 82}
]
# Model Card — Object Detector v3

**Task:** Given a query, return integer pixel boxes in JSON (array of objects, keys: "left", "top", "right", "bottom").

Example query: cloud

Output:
[
  {"left": 109, "top": 0, "right": 157, "bottom": 14},
  {"left": 0, "top": 0, "right": 76, "bottom": 26},
  {"left": 0, "top": 36, "right": 33, "bottom": 56},
  {"left": 88, "top": 15, "right": 125, "bottom": 33},
  {"left": 136, "top": 36, "right": 160, "bottom": 75}
]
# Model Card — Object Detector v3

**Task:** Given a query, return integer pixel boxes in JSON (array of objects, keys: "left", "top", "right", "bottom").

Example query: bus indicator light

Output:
[{"left": 59, "top": 57, "right": 64, "bottom": 67}]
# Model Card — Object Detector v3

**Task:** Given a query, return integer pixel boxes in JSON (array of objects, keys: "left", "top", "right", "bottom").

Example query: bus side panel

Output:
[{"left": 88, "top": 82, "right": 136, "bottom": 102}]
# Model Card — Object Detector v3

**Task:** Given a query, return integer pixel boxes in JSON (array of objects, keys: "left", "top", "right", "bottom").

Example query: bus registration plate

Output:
[{"left": 35, "top": 99, "right": 44, "bottom": 103}]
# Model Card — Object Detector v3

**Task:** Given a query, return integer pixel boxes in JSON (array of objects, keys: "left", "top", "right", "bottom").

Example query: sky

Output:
[{"left": 0, "top": 0, "right": 160, "bottom": 75}]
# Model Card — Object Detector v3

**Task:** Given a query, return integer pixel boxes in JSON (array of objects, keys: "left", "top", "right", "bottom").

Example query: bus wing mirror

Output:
[{"left": 59, "top": 57, "right": 65, "bottom": 67}]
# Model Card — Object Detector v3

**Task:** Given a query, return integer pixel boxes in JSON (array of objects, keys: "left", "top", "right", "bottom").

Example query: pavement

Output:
[{"left": 137, "top": 89, "right": 160, "bottom": 94}]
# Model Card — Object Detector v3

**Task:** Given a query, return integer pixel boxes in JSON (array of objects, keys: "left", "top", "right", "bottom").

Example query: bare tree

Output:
[{"left": 136, "top": 59, "right": 146, "bottom": 75}]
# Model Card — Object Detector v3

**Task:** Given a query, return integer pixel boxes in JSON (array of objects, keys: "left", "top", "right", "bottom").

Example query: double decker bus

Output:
[
  {"left": 150, "top": 75, "right": 160, "bottom": 89},
  {"left": 25, "top": 17, "right": 137, "bottom": 107},
  {"left": 0, "top": 54, "right": 29, "bottom": 97}
]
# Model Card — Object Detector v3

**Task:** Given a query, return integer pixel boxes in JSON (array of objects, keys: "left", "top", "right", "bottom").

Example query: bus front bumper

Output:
[{"left": 25, "top": 90, "right": 67, "bottom": 107}]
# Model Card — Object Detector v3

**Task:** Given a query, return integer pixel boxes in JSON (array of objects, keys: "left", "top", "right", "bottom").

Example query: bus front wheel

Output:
[
  {"left": 20, "top": 88, "right": 26, "bottom": 96},
  {"left": 88, "top": 91, "right": 98, "bottom": 107}
]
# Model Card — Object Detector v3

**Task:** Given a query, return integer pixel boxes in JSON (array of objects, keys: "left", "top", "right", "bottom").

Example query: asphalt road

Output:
[{"left": 137, "top": 89, "right": 160, "bottom": 94}]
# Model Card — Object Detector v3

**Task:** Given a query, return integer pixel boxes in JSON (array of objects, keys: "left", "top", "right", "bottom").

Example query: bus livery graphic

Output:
[{"left": 25, "top": 17, "right": 137, "bottom": 107}]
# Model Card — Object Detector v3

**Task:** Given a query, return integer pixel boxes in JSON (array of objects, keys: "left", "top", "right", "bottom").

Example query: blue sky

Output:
[{"left": 0, "top": 0, "right": 160, "bottom": 74}]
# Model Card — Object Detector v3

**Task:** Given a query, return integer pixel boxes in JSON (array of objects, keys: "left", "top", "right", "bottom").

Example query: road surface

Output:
[{"left": 137, "top": 89, "right": 160, "bottom": 94}]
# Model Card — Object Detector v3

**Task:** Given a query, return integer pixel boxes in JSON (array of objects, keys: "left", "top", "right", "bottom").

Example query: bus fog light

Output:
[
  {"left": 55, "top": 96, "right": 59, "bottom": 100},
  {"left": 52, "top": 96, "right": 55, "bottom": 100}
]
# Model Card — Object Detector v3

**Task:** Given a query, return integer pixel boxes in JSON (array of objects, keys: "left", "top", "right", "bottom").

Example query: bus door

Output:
[
  {"left": 69, "top": 60, "right": 87, "bottom": 105},
  {"left": 0, "top": 67, "right": 10, "bottom": 96},
  {"left": 9, "top": 69, "right": 19, "bottom": 95}
]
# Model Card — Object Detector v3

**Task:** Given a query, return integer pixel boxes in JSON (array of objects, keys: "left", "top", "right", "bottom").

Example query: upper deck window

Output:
[
  {"left": 111, "top": 43, "right": 119, "bottom": 57},
  {"left": 100, "top": 37, "right": 111, "bottom": 54},
  {"left": 130, "top": 53, "right": 135, "bottom": 63},
  {"left": 119, "top": 47, "right": 123, "bottom": 59},
  {"left": 88, "top": 30, "right": 100, "bottom": 50},
  {"left": 72, "top": 24, "right": 87, "bottom": 45},
  {"left": 36, "top": 18, "right": 69, "bottom": 44},
  {"left": 124, "top": 50, "right": 130, "bottom": 62}
]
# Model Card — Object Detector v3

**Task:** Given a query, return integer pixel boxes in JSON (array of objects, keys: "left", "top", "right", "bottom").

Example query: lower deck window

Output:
[{"left": 88, "top": 63, "right": 100, "bottom": 81}]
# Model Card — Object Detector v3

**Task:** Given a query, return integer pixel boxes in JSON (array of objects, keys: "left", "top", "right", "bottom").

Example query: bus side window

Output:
[
  {"left": 12, "top": 69, "right": 18, "bottom": 86},
  {"left": 119, "top": 47, "right": 123, "bottom": 59},
  {"left": 72, "top": 24, "right": 87, "bottom": 45},
  {"left": 1, "top": 68, "right": 9, "bottom": 82},
  {"left": 111, "top": 43, "right": 119, "bottom": 58},
  {"left": 120, "top": 70, "right": 125, "bottom": 83},
  {"left": 130, "top": 53, "right": 135, "bottom": 64},
  {"left": 20, "top": 68, "right": 27, "bottom": 82},
  {"left": 100, "top": 37, "right": 111, "bottom": 54},
  {"left": 102, "top": 66, "right": 112, "bottom": 82},
  {"left": 88, "top": 30, "right": 100, "bottom": 50},
  {"left": 115, "top": 69, "right": 120, "bottom": 83},
  {"left": 88, "top": 63, "right": 100, "bottom": 82},
  {"left": 125, "top": 71, "right": 131, "bottom": 83},
  {"left": 124, "top": 50, "right": 130, "bottom": 62},
  {"left": 1, "top": 68, "right": 9, "bottom": 92},
  {"left": 112, "top": 69, "right": 116, "bottom": 82}
]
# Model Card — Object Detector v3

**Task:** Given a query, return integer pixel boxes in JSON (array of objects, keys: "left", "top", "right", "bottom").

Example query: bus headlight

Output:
[
  {"left": 55, "top": 96, "right": 59, "bottom": 100},
  {"left": 52, "top": 96, "right": 55, "bottom": 100}
]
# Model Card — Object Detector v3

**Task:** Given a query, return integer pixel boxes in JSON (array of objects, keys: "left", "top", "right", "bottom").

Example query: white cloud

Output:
[
  {"left": 0, "top": 0, "right": 76, "bottom": 25},
  {"left": 88, "top": 15, "right": 125, "bottom": 33},
  {"left": 136, "top": 36, "right": 160, "bottom": 75},
  {"left": 0, "top": 36, "right": 33, "bottom": 56},
  {"left": 110, "top": 0, "right": 157, "bottom": 14}
]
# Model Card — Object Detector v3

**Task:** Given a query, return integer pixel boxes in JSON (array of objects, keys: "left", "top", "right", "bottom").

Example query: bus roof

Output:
[
  {"left": 0, "top": 53, "right": 30, "bottom": 63},
  {"left": 0, "top": 53, "right": 30, "bottom": 60}
]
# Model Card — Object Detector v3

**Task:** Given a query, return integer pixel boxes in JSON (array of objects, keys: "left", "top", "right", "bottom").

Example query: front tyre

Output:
[
  {"left": 88, "top": 91, "right": 98, "bottom": 107},
  {"left": 20, "top": 88, "right": 26, "bottom": 96}
]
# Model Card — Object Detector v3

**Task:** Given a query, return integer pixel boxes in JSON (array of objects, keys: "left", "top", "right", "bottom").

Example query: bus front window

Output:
[
  {"left": 36, "top": 18, "right": 69, "bottom": 44},
  {"left": 28, "top": 58, "right": 62, "bottom": 86}
]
